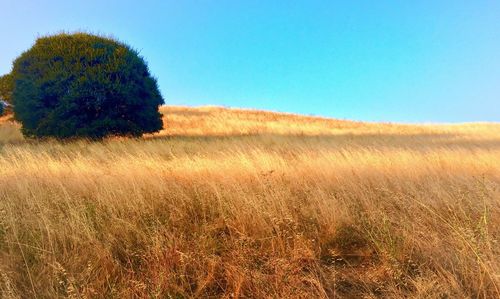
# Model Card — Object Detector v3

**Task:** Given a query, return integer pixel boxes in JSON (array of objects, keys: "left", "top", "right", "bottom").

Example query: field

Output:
[{"left": 0, "top": 106, "right": 499, "bottom": 298}]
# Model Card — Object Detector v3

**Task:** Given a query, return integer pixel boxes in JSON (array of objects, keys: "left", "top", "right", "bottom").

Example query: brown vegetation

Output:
[{"left": 1, "top": 106, "right": 499, "bottom": 298}]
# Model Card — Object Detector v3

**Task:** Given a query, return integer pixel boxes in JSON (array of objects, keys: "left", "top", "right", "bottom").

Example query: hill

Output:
[
  {"left": 0, "top": 106, "right": 499, "bottom": 298},
  {"left": 2, "top": 105, "right": 500, "bottom": 140}
]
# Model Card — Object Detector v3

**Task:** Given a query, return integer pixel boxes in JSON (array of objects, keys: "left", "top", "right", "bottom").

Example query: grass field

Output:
[{"left": 1, "top": 106, "right": 499, "bottom": 298}]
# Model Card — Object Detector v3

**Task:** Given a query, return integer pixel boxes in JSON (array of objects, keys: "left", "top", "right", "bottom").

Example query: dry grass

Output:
[{"left": 0, "top": 106, "right": 499, "bottom": 298}]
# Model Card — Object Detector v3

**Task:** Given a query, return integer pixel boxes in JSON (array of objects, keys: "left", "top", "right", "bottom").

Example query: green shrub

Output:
[{"left": 12, "top": 33, "right": 164, "bottom": 139}]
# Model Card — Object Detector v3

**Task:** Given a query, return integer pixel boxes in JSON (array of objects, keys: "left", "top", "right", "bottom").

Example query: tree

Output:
[
  {"left": 0, "top": 73, "right": 13, "bottom": 104},
  {"left": 0, "top": 73, "right": 13, "bottom": 115},
  {"left": 12, "top": 33, "right": 164, "bottom": 139}
]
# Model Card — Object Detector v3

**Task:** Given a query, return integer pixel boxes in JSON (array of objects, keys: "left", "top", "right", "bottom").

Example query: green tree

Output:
[
  {"left": 0, "top": 73, "right": 13, "bottom": 115},
  {"left": 0, "top": 73, "right": 13, "bottom": 104},
  {"left": 12, "top": 33, "right": 164, "bottom": 139}
]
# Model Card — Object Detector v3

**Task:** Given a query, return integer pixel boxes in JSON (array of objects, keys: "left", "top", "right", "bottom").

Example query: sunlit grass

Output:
[{"left": 0, "top": 106, "right": 499, "bottom": 298}]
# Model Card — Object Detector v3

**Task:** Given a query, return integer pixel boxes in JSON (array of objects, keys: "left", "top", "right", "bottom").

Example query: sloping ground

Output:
[
  {"left": 0, "top": 106, "right": 499, "bottom": 298},
  {"left": 2, "top": 105, "right": 499, "bottom": 141},
  {"left": 155, "top": 105, "right": 499, "bottom": 138}
]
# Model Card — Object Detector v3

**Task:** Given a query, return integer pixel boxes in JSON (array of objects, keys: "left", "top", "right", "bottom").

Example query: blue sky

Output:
[{"left": 1, "top": 1, "right": 499, "bottom": 122}]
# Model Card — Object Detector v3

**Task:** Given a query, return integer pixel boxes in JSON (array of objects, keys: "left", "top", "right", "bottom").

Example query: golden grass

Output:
[{"left": 0, "top": 106, "right": 499, "bottom": 298}]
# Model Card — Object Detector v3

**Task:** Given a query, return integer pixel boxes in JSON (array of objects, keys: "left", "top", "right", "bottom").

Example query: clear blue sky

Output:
[{"left": 1, "top": 1, "right": 499, "bottom": 122}]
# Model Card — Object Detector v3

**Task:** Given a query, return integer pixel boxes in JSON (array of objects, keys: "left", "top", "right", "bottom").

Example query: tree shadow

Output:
[{"left": 147, "top": 132, "right": 500, "bottom": 151}]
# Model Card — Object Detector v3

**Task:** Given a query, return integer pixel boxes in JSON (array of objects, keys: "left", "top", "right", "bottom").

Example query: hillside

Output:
[
  {"left": 0, "top": 106, "right": 499, "bottom": 298},
  {"left": 2, "top": 105, "right": 500, "bottom": 141},
  {"left": 156, "top": 105, "right": 500, "bottom": 137}
]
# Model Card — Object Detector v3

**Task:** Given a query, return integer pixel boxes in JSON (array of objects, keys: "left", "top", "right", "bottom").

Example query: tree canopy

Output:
[{"left": 12, "top": 33, "right": 164, "bottom": 139}]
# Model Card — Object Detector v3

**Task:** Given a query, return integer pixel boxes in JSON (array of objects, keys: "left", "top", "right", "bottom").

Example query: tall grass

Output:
[{"left": 0, "top": 107, "right": 499, "bottom": 298}]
